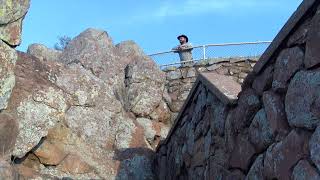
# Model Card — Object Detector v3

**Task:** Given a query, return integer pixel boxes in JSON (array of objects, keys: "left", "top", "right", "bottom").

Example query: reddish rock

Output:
[
  {"left": 305, "top": 9, "right": 320, "bottom": 68},
  {"left": 264, "top": 130, "right": 310, "bottom": 180},
  {"left": 58, "top": 154, "right": 93, "bottom": 174},
  {"left": 252, "top": 65, "right": 273, "bottom": 95},
  {"left": 0, "top": 113, "right": 18, "bottom": 159},
  {"left": 14, "top": 165, "right": 40, "bottom": 179},
  {"left": 310, "top": 126, "right": 320, "bottom": 171},
  {"left": 263, "top": 91, "right": 289, "bottom": 139},
  {"left": 33, "top": 140, "right": 67, "bottom": 165},
  {"left": 292, "top": 160, "right": 320, "bottom": 180},
  {"left": 229, "top": 135, "right": 256, "bottom": 171},
  {"left": 230, "top": 88, "right": 261, "bottom": 132},
  {"left": 272, "top": 47, "right": 304, "bottom": 92},
  {"left": 200, "top": 72, "right": 241, "bottom": 105},
  {"left": 150, "top": 100, "right": 171, "bottom": 124},
  {"left": 285, "top": 70, "right": 320, "bottom": 129}
]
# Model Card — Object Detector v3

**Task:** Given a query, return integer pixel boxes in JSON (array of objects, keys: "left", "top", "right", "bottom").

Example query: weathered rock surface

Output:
[
  {"left": 305, "top": 8, "right": 320, "bottom": 68},
  {"left": 252, "top": 65, "right": 273, "bottom": 95},
  {"left": 272, "top": 47, "right": 304, "bottom": 92},
  {"left": 3, "top": 28, "right": 171, "bottom": 179},
  {"left": 248, "top": 109, "right": 274, "bottom": 152},
  {"left": 0, "top": 1, "right": 30, "bottom": 169},
  {"left": 0, "top": 0, "right": 30, "bottom": 46},
  {"left": 0, "top": 41, "right": 17, "bottom": 110},
  {"left": 286, "top": 70, "right": 320, "bottom": 129},
  {"left": 0, "top": 112, "right": 18, "bottom": 159},
  {"left": 27, "top": 43, "right": 62, "bottom": 62},
  {"left": 245, "top": 154, "right": 265, "bottom": 180},
  {"left": 263, "top": 130, "right": 310, "bottom": 180},
  {"left": 310, "top": 126, "right": 320, "bottom": 171},
  {"left": 125, "top": 56, "right": 165, "bottom": 117},
  {"left": 292, "top": 159, "right": 320, "bottom": 180}
]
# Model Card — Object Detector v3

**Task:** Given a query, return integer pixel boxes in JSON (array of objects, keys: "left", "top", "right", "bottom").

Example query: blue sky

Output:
[{"left": 18, "top": 0, "right": 303, "bottom": 54}]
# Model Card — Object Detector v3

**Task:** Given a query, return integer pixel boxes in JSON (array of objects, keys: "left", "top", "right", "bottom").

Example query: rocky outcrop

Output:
[
  {"left": 0, "top": 27, "right": 174, "bottom": 179},
  {"left": 155, "top": 0, "right": 320, "bottom": 179},
  {"left": 0, "top": 0, "right": 30, "bottom": 161}
]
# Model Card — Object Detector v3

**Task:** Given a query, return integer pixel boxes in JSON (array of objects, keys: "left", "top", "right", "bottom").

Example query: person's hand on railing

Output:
[{"left": 172, "top": 44, "right": 193, "bottom": 52}]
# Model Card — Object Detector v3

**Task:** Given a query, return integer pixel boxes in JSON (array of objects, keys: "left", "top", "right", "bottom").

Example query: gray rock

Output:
[
  {"left": 310, "top": 126, "right": 320, "bottom": 171},
  {"left": 272, "top": 47, "right": 304, "bottom": 92},
  {"left": 252, "top": 65, "right": 273, "bottom": 95},
  {"left": 0, "top": 41, "right": 17, "bottom": 110},
  {"left": 186, "top": 68, "right": 197, "bottom": 78},
  {"left": 263, "top": 91, "right": 289, "bottom": 140},
  {"left": 207, "top": 64, "right": 222, "bottom": 71},
  {"left": 249, "top": 109, "right": 274, "bottom": 152},
  {"left": 0, "top": 0, "right": 30, "bottom": 46},
  {"left": 305, "top": 9, "right": 320, "bottom": 68},
  {"left": 264, "top": 130, "right": 310, "bottom": 180},
  {"left": 166, "top": 69, "right": 182, "bottom": 80},
  {"left": 27, "top": 43, "right": 62, "bottom": 62},
  {"left": 0, "top": 0, "right": 30, "bottom": 25},
  {"left": 125, "top": 56, "right": 166, "bottom": 117},
  {"left": 116, "top": 155, "right": 155, "bottom": 180},
  {"left": 229, "top": 134, "right": 256, "bottom": 171},
  {"left": 116, "top": 40, "right": 145, "bottom": 57},
  {"left": 292, "top": 160, "right": 320, "bottom": 180},
  {"left": 245, "top": 154, "right": 265, "bottom": 180},
  {"left": 285, "top": 70, "right": 320, "bottom": 129}
]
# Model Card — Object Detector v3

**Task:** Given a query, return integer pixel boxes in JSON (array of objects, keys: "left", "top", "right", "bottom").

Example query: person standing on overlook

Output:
[{"left": 172, "top": 34, "right": 193, "bottom": 66}]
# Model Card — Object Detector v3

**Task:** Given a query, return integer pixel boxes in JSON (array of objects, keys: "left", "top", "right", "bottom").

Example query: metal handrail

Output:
[
  {"left": 148, "top": 41, "right": 272, "bottom": 56},
  {"left": 149, "top": 41, "right": 272, "bottom": 69}
]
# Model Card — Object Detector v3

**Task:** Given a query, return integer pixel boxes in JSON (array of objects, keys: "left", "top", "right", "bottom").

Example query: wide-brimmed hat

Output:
[{"left": 177, "top": 34, "right": 189, "bottom": 42}]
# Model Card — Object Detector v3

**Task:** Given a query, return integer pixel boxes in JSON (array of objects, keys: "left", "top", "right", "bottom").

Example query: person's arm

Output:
[{"left": 180, "top": 43, "right": 193, "bottom": 51}]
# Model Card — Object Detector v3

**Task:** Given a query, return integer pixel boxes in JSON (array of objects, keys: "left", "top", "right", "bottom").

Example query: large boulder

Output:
[
  {"left": 0, "top": 0, "right": 30, "bottom": 46},
  {"left": 124, "top": 56, "right": 166, "bottom": 117},
  {"left": 264, "top": 130, "right": 310, "bottom": 179},
  {"left": 0, "top": 41, "right": 17, "bottom": 110},
  {"left": 27, "top": 43, "right": 62, "bottom": 62},
  {"left": 5, "top": 27, "right": 171, "bottom": 179},
  {"left": 8, "top": 53, "right": 68, "bottom": 158},
  {"left": 285, "top": 70, "right": 320, "bottom": 130},
  {"left": 59, "top": 28, "right": 130, "bottom": 83}
]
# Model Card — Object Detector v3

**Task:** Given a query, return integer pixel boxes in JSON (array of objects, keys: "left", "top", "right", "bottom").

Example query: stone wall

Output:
[
  {"left": 163, "top": 58, "right": 257, "bottom": 124},
  {"left": 154, "top": 0, "right": 320, "bottom": 179}
]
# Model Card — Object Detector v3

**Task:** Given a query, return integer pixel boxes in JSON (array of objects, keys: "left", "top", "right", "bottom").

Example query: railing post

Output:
[{"left": 203, "top": 45, "right": 206, "bottom": 60}]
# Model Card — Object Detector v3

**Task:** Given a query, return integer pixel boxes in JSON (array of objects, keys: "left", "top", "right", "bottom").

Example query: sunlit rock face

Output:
[
  {"left": 0, "top": 0, "right": 30, "bottom": 164},
  {"left": 2, "top": 28, "right": 172, "bottom": 179}
]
